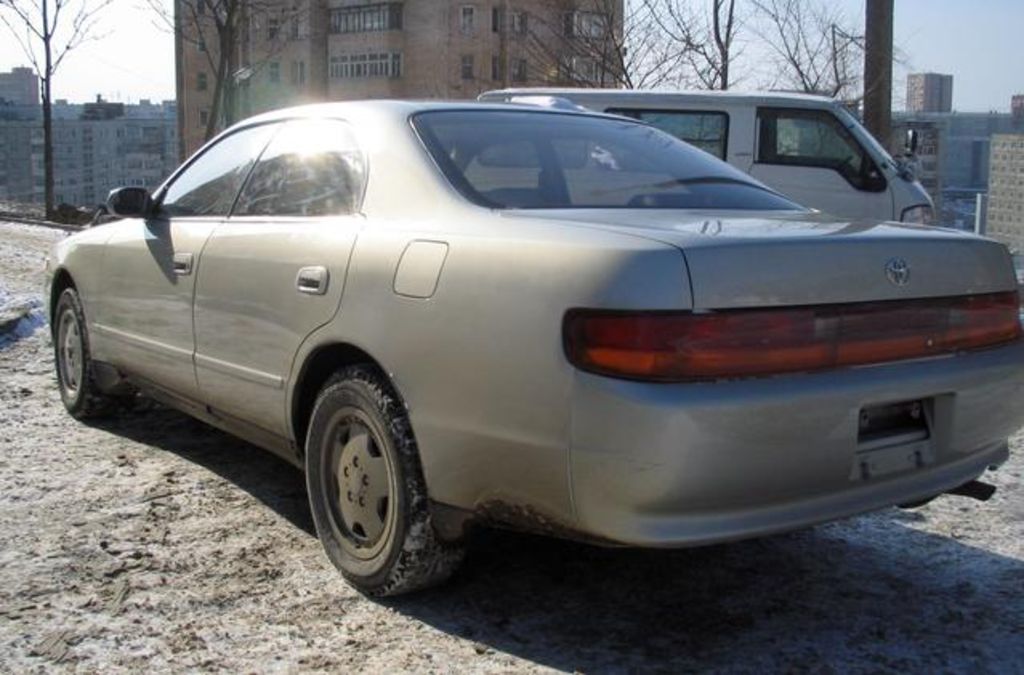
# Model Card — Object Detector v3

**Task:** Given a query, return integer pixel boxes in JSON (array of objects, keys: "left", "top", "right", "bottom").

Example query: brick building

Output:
[
  {"left": 906, "top": 72, "right": 953, "bottom": 114},
  {"left": 175, "top": 0, "right": 623, "bottom": 158}
]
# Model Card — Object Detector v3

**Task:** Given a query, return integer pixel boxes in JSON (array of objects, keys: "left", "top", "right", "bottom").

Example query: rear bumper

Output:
[{"left": 569, "top": 341, "right": 1024, "bottom": 547}]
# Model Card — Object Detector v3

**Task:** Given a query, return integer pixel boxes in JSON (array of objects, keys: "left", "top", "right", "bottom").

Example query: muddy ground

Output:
[{"left": 1, "top": 220, "right": 1022, "bottom": 673}]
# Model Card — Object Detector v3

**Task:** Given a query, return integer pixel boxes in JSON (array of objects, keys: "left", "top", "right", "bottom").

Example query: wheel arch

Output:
[
  {"left": 290, "top": 341, "right": 402, "bottom": 454},
  {"left": 49, "top": 267, "right": 77, "bottom": 333}
]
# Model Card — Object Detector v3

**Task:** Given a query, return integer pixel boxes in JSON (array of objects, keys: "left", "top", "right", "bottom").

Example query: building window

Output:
[
  {"left": 561, "top": 55, "right": 599, "bottom": 83},
  {"left": 199, "top": 109, "right": 209, "bottom": 126},
  {"left": 329, "top": 52, "right": 403, "bottom": 79},
  {"left": 491, "top": 55, "right": 501, "bottom": 81},
  {"left": 461, "top": 54, "right": 474, "bottom": 80},
  {"left": 492, "top": 8, "right": 526, "bottom": 35},
  {"left": 329, "top": 3, "right": 403, "bottom": 34},
  {"left": 512, "top": 58, "right": 527, "bottom": 82},
  {"left": 291, "top": 60, "right": 306, "bottom": 85},
  {"left": 564, "top": 11, "right": 605, "bottom": 38},
  {"left": 460, "top": 5, "right": 475, "bottom": 34},
  {"left": 268, "top": 61, "right": 280, "bottom": 83},
  {"left": 268, "top": 16, "right": 280, "bottom": 40},
  {"left": 197, "top": 72, "right": 208, "bottom": 91},
  {"left": 290, "top": 15, "right": 300, "bottom": 40},
  {"left": 511, "top": 11, "right": 527, "bottom": 35}
]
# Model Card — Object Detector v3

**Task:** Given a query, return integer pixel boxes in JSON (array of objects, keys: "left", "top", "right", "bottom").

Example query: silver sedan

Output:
[{"left": 45, "top": 101, "right": 1024, "bottom": 596}]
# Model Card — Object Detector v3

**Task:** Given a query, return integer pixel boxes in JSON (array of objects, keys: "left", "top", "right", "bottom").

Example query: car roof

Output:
[{"left": 481, "top": 88, "right": 842, "bottom": 109}]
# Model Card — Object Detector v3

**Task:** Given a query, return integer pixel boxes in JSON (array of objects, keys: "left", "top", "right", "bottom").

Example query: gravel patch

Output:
[{"left": 1, "top": 220, "right": 1022, "bottom": 673}]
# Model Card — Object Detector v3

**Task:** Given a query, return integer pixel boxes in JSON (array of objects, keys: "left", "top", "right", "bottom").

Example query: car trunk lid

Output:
[{"left": 508, "top": 209, "right": 1016, "bottom": 309}]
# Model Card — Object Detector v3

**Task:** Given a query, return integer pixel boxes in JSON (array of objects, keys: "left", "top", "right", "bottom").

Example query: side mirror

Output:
[
  {"left": 106, "top": 186, "right": 153, "bottom": 218},
  {"left": 905, "top": 129, "right": 919, "bottom": 156}
]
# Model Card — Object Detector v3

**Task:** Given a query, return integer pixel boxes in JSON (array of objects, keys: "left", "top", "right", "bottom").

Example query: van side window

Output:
[
  {"left": 233, "top": 119, "right": 366, "bottom": 217},
  {"left": 757, "top": 108, "right": 886, "bottom": 192},
  {"left": 606, "top": 108, "right": 728, "bottom": 160}
]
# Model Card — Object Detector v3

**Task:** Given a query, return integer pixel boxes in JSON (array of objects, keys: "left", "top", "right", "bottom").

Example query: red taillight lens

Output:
[{"left": 564, "top": 292, "right": 1022, "bottom": 382}]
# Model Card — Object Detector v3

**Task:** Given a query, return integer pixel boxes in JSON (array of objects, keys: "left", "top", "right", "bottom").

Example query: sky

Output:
[{"left": 0, "top": 0, "right": 1022, "bottom": 112}]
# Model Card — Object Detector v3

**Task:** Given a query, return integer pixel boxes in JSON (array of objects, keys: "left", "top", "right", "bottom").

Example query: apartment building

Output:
[
  {"left": 0, "top": 67, "right": 38, "bottom": 105},
  {"left": 175, "top": 0, "right": 623, "bottom": 158},
  {"left": 986, "top": 134, "right": 1024, "bottom": 254},
  {"left": 0, "top": 98, "right": 179, "bottom": 206},
  {"left": 906, "top": 72, "right": 953, "bottom": 114}
]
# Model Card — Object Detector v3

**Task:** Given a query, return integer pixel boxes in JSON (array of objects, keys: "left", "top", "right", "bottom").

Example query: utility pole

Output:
[
  {"left": 863, "top": 0, "right": 893, "bottom": 144},
  {"left": 500, "top": 0, "right": 510, "bottom": 88}
]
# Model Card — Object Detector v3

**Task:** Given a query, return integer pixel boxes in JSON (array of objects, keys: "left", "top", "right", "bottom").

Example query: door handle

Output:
[
  {"left": 296, "top": 266, "right": 329, "bottom": 295},
  {"left": 173, "top": 253, "right": 193, "bottom": 276}
]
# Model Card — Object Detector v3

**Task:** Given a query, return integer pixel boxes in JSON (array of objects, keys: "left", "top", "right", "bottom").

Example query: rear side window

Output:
[
  {"left": 757, "top": 108, "right": 886, "bottom": 192},
  {"left": 159, "top": 125, "right": 278, "bottom": 217},
  {"left": 234, "top": 119, "right": 366, "bottom": 217},
  {"left": 606, "top": 108, "right": 728, "bottom": 159},
  {"left": 414, "top": 110, "right": 803, "bottom": 211}
]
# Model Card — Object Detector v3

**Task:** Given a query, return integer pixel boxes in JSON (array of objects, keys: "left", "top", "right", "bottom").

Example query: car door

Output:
[
  {"left": 97, "top": 124, "right": 279, "bottom": 398},
  {"left": 192, "top": 118, "right": 365, "bottom": 437},
  {"left": 749, "top": 107, "right": 892, "bottom": 220}
]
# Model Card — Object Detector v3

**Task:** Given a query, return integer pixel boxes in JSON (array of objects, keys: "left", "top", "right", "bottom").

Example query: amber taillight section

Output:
[{"left": 564, "top": 292, "right": 1022, "bottom": 382}]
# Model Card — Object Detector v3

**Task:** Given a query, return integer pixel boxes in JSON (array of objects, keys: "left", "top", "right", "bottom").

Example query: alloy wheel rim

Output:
[{"left": 323, "top": 410, "right": 396, "bottom": 560}]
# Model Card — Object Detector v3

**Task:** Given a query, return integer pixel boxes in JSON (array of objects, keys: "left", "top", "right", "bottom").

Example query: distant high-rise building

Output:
[
  {"left": 907, "top": 72, "right": 953, "bottom": 113},
  {"left": 175, "top": 0, "right": 624, "bottom": 159},
  {"left": 0, "top": 67, "right": 39, "bottom": 105},
  {"left": 986, "top": 134, "right": 1024, "bottom": 253},
  {"left": 0, "top": 98, "right": 178, "bottom": 206},
  {"left": 1012, "top": 94, "right": 1024, "bottom": 126}
]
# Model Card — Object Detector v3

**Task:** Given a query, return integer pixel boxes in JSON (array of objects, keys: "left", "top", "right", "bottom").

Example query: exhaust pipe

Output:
[
  {"left": 898, "top": 479, "right": 997, "bottom": 509},
  {"left": 946, "top": 479, "right": 997, "bottom": 502}
]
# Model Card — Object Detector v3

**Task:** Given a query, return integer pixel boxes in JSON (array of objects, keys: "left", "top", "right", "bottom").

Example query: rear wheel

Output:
[
  {"left": 53, "top": 288, "right": 121, "bottom": 419},
  {"left": 305, "top": 366, "right": 464, "bottom": 596}
]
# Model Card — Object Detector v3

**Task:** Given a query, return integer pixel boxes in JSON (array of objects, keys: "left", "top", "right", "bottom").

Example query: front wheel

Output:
[
  {"left": 305, "top": 366, "right": 464, "bottom": 596},
  {"left": 53, "top": 288, "right": 121, "bottom": 419}
]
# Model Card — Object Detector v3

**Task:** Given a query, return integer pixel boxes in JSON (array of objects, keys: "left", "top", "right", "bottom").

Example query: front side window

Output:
[
  {"left": 414, "top": 110, "right": 803, "bottom": 211},
  {"left": 233, "top": 119, "right": 366, "bottom": 217},
  {"left": 757, "top": 108, "right": 886, "bottom": 192},
  {"left": 608, "top": 109, "right": 728, "bottom": 160},
  {"left": 160, "top": 124, "right": 278, "bottom": 217}
]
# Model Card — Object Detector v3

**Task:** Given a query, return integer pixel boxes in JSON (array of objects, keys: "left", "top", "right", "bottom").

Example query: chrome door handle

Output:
[
  {"left": 173, "top": 253, "right": 193, "bottom": 276},
  {"left": 296, "top": 266, "right": 329, "bottom": 295}
]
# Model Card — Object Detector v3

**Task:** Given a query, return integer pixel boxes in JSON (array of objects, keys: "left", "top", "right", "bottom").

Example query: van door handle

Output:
[
  {"left": 296, "top": 266, "right": 329, "bottom": 295},
  {"left": 173, "top": 253, "right": 193, "bottom": 276}
]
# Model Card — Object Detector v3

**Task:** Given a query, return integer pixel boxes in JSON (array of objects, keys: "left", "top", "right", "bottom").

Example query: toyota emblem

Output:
[{"left": 885, "top": 258, "right": 910, "bottom": 286}]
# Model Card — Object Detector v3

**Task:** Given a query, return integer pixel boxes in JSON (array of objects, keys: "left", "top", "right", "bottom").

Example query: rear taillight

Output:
[{"left": 564, "top": 292, "right": 1022, "bottom": 382}]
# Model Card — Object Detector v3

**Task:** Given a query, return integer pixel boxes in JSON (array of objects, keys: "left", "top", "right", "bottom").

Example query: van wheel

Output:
[
  {"left": 305, "top": 366, "right": 464, "bottom": 596},
  {"left": 53, "top": 288, "right": 120, "bottom": 419}
]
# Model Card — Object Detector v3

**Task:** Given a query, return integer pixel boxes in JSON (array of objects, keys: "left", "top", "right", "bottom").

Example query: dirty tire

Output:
[
  {"left": 53, "top": 288, "right": 121, "bottom": 419},
  {"left": 305, "top": 365, "right": 464, "bottom": 596}
]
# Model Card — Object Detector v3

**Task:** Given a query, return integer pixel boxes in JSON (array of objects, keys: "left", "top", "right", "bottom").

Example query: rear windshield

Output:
[{"left": 412, "top": 110, "right": 804, "bottom": 211}]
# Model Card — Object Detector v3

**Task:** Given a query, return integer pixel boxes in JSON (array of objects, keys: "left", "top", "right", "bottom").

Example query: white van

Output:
[{"left": 479, "top": 88, "right": 933, "bottom": 224}]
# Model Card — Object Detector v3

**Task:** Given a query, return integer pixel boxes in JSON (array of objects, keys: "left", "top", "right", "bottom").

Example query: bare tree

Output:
[
  {"left": 0, "top": 0, "right": 112, "bottom": 217},
  {"left": 520, "top": 0, "right": 680, "bottom": 90},
  {"left": 644, "top": 0, "right": 742, "bottom": 90},
  {"left": 752, "top": 0, "right": 863, "bottom": 101},
  {"left": 148, "top": 0, "right": 310, "bottom": 142}
]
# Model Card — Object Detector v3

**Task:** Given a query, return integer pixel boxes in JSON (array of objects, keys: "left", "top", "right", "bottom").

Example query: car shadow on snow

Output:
[
  {"left": 90, "top": 403, "right": 315, "bottom": 536},
  {"left": 94, "top": 403, "right": 1023, "bottom": 672}
]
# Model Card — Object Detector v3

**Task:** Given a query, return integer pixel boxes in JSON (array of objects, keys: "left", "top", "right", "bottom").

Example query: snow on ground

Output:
[{"left": 1, "top": 220, "right": 1022, "bottom": 673}]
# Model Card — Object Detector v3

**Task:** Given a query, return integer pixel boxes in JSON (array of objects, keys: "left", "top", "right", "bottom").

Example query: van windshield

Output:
[
  {"left": 833, "top": 106, "right": 896, "bottom": 171},
  {"left": 413, "top": 110, "right": 804, "bottom": 211}
]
